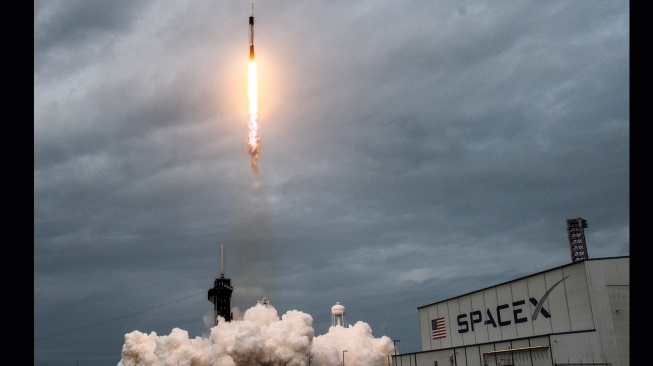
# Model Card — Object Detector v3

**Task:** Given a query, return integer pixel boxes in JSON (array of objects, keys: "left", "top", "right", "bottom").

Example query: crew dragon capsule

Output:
[{"left": 249, "top": 1, "right": 255, "bottom": 61}]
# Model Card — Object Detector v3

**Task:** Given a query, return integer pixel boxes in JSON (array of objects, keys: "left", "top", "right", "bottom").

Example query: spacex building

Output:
[{"left": 393, "top": 256, "right": 629, "bottom": 366}]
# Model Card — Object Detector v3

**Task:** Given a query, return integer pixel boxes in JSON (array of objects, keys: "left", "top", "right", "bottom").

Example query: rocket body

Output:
[{"left": 249, "top": 1, "right": 255, "bottom": 61}]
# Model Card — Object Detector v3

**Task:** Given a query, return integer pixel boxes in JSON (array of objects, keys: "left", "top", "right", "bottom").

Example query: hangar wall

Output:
[{"left": 396, "top": 256, "right": 628, "bottom": 366}]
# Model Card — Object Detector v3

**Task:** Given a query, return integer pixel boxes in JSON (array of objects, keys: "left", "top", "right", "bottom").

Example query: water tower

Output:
[{"left": 331, "top": 301, "right": 347, "bottom": 327}]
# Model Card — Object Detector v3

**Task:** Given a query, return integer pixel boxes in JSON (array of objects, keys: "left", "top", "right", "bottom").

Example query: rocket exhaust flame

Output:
[
  {"left": 247, "top": 1, "right": 260, "bottom": 173},
  {"left": 247, "top": 60, "right": 260, "bottom": 173}
]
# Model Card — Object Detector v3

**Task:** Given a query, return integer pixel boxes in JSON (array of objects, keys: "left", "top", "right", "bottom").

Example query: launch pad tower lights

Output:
[
  {"left": 566, "top": 217, "right": 589, "bottom": 263},
  {"left": 208, "top": 244, "right": 233, "bottom": 325}
]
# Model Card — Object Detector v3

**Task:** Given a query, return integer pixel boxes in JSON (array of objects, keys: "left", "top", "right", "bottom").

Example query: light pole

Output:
[
  {"left": 392, "top": 339, "right": 400, "bottom": 366},
  {"left": 342, "top": 350, "right": 348, "bottom": 366}
]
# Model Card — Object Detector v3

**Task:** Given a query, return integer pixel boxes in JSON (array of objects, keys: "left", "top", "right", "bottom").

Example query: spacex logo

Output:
[{"left": 455, "top": 275, "right": 569, "bottom": 333}]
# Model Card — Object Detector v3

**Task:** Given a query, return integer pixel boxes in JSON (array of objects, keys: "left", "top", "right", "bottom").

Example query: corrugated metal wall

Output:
[{"left": 403, "top": 257, "right": 629, "bottom": 366}]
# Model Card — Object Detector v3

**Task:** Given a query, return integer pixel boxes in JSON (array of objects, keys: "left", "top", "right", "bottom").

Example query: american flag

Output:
[{"left": 431, "top": 317, "right": 446, "bottom": 340}]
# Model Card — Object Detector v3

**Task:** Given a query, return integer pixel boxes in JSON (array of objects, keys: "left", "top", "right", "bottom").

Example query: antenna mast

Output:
[{"left": 566, "top": 217, "right": 589, "bottom": 263}]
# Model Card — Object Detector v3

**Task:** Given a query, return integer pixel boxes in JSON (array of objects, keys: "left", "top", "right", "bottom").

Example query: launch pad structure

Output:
[{"left": 208, "top": 244, "right": 233, "bottom": 325}]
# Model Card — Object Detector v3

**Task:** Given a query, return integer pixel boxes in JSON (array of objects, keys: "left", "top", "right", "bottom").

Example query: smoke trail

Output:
[{"left": 247, "top": 60, "right": 261, "bottom": 173}]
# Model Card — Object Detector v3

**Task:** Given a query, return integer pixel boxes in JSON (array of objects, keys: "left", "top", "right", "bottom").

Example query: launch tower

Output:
[
  {"left": 208, "top": 244, "right": 233, "bottom": 325},
  {"left": 566, "top": 217, "right": 589, "bottom": 263}
]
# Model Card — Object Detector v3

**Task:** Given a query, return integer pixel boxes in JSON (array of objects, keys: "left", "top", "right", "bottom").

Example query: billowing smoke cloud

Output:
[{"left": 118, "top": 301, "right": 395, "bottom": 366}]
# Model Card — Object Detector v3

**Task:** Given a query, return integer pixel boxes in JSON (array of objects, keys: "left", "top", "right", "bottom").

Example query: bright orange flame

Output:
[{"left": 247, "top": 60, "right": 260, "bottom": 172}]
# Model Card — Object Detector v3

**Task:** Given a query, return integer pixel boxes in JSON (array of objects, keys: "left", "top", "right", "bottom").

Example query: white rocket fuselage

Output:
[{"left": 249, "top": 2, "right": 255, "bottom": 61}]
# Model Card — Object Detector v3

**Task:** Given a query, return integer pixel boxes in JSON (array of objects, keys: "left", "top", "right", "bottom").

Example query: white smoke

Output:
[{"left": 117, "top": 301, "right": 395, "bottom": 366}]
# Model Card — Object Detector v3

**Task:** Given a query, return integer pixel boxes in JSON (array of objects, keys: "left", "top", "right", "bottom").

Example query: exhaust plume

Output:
[
  {"left": 247, "top": 1, "right": 261, "bottom": 173},
  {"left": 247, "top": 60, "right": 260, "bottom": 173}
]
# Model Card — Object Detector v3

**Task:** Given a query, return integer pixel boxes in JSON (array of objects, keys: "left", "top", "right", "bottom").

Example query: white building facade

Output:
[{"left": 394, "top": 256, "right": 629, "bottom": 366}]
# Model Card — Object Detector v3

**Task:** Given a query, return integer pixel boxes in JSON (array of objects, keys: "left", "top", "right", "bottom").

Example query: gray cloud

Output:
[{"left": 34, "top": 1, "right": 629, "bottom": 365}]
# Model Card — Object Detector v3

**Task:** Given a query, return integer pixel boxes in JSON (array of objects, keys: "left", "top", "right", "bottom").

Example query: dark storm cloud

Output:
[{"left": 35, "top": 1, "right": 628, "bottom": 365}]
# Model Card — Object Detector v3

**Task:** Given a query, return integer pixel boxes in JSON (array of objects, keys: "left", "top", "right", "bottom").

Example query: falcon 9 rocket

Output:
[{"left": 249, "top": 1, "right": 255, "bottom": 61}]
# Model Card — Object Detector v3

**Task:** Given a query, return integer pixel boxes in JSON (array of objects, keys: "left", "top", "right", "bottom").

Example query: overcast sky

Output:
[{"left": 34, "top": 1, "right": 629, "bottom": 365}]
